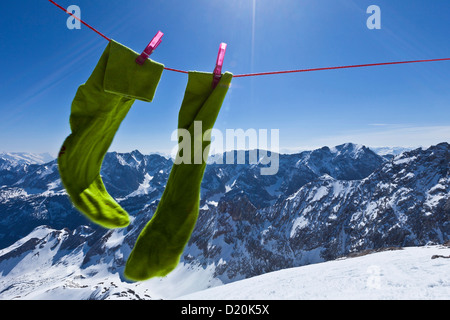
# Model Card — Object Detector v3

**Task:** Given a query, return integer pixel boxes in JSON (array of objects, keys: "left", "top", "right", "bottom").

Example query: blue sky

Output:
[{"left": 1, "top": 0, "right": 450, "bottom": 155}]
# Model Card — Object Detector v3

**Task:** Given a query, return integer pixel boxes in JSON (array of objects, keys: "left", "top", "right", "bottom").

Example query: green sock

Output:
[
  {"left": 58, "top": 40, "right": 164, "bottom": 229},
  {"left": 124, "top": 71, "right": 233, "bottom": 281}
]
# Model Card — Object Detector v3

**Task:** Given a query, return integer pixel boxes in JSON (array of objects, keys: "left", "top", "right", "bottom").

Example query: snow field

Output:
[{"left": 179, "top": 246, "right": 450, "bottom": 300}]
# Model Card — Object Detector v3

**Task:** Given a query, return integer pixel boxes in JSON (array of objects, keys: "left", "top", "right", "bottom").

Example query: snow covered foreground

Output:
[
  {"left": 1, "top": 241, "right": 448, "bottom": 300},
  {"left": 179, "top": 246, "right": 450, "bottom": 300}
]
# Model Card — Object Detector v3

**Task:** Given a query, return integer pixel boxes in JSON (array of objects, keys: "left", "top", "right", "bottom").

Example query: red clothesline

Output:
[
  {"left": 233, "top": 58, "right": 450, "bottom": 77},
  {"left": 49, "top": 0, "right": 450, "bottom": 78}
]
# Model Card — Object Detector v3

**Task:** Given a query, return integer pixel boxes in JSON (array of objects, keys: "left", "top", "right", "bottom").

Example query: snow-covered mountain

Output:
[
  {"left": 369, "top": 146, "right": 413, "bottom": 157},
  {"left": 369, "top": 146, "right": 414, "bottom": 161},
  {"left": 0, "top": 152, "right": 54, "bottom": 169},
  {"left": 184, "top": 143, "right": 449, "bottom": 282},
  {"left": 0, "top": 225, "right": 221, "bottom": 300},
  {"left": 0, "top": 142, "right": 448, "bottom": 299},
  {"left": 0, "top": 151, "right": 173, "bottom": 249},
  {"left": 1, "top": 228, "right": 447, "bottom": 300}
]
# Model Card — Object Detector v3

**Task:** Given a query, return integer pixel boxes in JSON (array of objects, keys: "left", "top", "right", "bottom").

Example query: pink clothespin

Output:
[
  {"left": 136, "top": 31, "right": 164, "bottom": 65},
  {"left": 212, "top": 43, "right": 227, "bottom": 88}
]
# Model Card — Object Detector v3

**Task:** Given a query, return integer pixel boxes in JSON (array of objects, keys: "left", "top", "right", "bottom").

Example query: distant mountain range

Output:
[
  {"left": 0, "top": 142, "right": 448, "bottom": 299},
  {"left": 0, "top": 152, "right": 54, "bottom": 169}
]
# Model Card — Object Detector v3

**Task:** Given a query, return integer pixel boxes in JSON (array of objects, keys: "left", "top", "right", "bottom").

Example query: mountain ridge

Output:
[{"left": 0, "top": 142, "right": 448, "bottom": 299}]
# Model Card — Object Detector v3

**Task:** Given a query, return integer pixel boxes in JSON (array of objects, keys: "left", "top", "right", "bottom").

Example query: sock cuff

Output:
[{"left": 103, "top": 40, "right": 164, "bottom": 102}]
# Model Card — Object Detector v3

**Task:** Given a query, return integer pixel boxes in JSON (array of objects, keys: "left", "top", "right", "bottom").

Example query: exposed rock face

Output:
[{"left": 183, "top": 143, "right": 449, "bottom": 281}]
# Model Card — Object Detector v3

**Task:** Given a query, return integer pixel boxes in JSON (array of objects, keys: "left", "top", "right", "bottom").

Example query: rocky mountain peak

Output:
[{"left": 0, "top": 143, "right": 448, "bottom": 288}]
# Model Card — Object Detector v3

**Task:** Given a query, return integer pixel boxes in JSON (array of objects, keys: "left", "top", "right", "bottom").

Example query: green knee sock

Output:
[
  {"left": 58, "top": 40, "right": 164, "bottom": 229},
  {"left": 124, "top": 71, "right": 233, "bottom": 281}
]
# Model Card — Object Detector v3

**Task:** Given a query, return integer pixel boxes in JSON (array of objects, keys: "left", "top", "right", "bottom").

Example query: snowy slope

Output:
[
  {"left": 0, "top": 226, "right": 221, "bottom": 300},
  {"left": 1, "top": 230, "right": 448, "bottom": 300},
  {"left": 179, "top": 245, "right": 450, "bottom": 300},
  {"left": 369, "top": 146, "right": 413, "bottom": 157}
]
